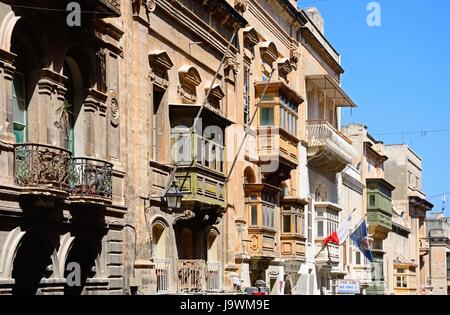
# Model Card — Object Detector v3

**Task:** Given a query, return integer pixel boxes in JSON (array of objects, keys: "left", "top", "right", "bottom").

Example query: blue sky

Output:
[{"left": 298, "top": 0, "right": 450, "bottom": 215}]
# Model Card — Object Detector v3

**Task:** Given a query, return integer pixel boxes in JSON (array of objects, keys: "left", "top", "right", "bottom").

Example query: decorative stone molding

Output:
[
  {"left": 290, "top": 47, "right": 301, "bottom": 67},
  {"left": 234, "top": 0, "right": 248, "bottom": 13},
  {"left": 178, "top": 65, "right": 201, "bottom": 103},
  {"left": 278, "top": 58, "right": 293, "bottom": 75},
  {"left": 145, "top": 0, "right": 157, "bottom": 13},
  {"left": 260, "top": 41, "right": 279, "bottom": 65},
  {"left": 224, "top": 55, "right": 240, "bottom": 78},
  {"left": 109, "top": 90, "right": 120, "bottom": 126},
  {"left": 149, "top": 50, "right": 173, "bottom": 89},
  {"left": 243, "top": 26, "right": 260, "bottom": 50},
  {"left": 132, "top": 0, "right": 156, "bottom": 15},
  {"left": 37, "top": 68, "right": 67, "bottom": 96},
  {"left": 173, "top": 209, "right": 195, "bottom": 224}
]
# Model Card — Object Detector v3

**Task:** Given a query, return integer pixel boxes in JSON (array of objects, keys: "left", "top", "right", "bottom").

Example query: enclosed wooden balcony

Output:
[
  {"left": 254, "top": 81, "right": 303, "bottom": 178},
  {"left": 171, "top": 131, "right": 226, "bottom": 209},
  {"left": 258, "top": 127, "right": 299, "bottom": 176},
  {"left": 245, "top": 184, "right": 281, "bottom": 259},
  {"left": 366, "top": 178, "right": 395, "bottom": 240},
  {"left": 306, "top": 120, "right": 357, "bottom": 173},
  {"left": 280, "top": 197, "right": 307, "bottom": 260},
  {"left": 69, "top": 157, "right": 113, "bottom": 206},
  {"left": 14, "top": 143, "right": 72, "bottom": 198}
]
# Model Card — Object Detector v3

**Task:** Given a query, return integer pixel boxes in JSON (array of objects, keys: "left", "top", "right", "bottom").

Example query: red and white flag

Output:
[{"left": 322, "top": 212, "right": 353, "bottom": 246}]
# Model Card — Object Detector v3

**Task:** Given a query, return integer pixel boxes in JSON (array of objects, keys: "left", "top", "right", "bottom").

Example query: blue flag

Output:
[{"left": 350, "top": 219, "right": 373, "bottom": 262}]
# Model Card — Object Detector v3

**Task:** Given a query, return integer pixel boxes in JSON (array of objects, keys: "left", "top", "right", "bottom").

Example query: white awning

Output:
[{"left": 306, "top": 74, "right": 357, "bottom": 108}]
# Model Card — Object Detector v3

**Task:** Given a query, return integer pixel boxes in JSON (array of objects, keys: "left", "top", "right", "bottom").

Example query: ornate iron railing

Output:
[
  {"left": 154, "top": 258, "right": 172, "bottom": 294},
  {"left": 206, "top": 262, "right": 222, "bottom": 292},
  {"left": 177, "top": 260, "right": 206, "bottom": 293},
  {"left": 14, "top": 143, "right": 72, "bottom": 191},
  {"left": 70, "top": 157, "right": 113, "bottom": 200}
]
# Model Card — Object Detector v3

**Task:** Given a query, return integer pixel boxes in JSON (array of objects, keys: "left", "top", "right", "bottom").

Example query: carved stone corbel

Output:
[
  {"left": 173, "top": 209, "right": 195, "bottom": 224},
  {"left": 234, "top": 0, "right": 248, "bottom": 13}
]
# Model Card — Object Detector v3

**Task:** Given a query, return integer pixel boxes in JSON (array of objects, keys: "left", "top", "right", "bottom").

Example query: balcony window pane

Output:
[
  {"left": 283, "top": 215, "right": 291, "bottom": 233},
  {"left": 13, "top": 72, "right": 26, "bottom": 143},
  {"left": 251, "top": 206, "right": 258, "bottom": 226},
  {"left": 260, "top": 108, "right": 274, "bottom": 126},
  {"left": 356, "top": 251, "right": 361, "bottom": 265},
  {"left": 369, "top": 195, "right": 376, "bottom": 207},
  {"left": 317, "top": 221, "right": 323, "bottom": 237}
]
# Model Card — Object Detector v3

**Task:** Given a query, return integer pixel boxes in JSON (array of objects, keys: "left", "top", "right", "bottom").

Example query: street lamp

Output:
[{"left": 164, "top": 180, "right": 183, "bottom": 210}]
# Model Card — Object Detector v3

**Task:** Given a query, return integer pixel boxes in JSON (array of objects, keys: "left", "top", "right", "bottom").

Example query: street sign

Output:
[{"left": 336, "top": 280, "right": 361, "bottom": 295}]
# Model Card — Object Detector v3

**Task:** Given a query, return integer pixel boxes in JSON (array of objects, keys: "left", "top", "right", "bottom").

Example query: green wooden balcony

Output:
[
  {"left": 366, "top": 178, "right": 395, "bottom": 240},
  {"left": 171, "top": 131, "right": 226, "bottom": 209}
]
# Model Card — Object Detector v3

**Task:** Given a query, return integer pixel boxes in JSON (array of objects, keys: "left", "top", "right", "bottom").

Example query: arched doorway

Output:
[
  {"left": 11, "top": 233, "right": 53, "bottom": 295},
  {"left": 152, "top": 219, "right": 170, "bottom": 293},
  {"left": 207, "top": 229, "right": 221, "bottom": 291},
  {"left": 63, "top": 238, "right": 98, "bottom": 295}
]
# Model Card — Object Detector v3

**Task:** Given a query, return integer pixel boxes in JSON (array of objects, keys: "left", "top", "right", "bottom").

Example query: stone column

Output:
[{"left": 0, "top": 49, "right": 16, "bottom": 185}]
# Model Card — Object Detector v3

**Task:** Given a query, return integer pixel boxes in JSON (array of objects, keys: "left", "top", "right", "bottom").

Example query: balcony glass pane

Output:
[
  {"left": 251, "top": 206, "right": 258, "bottom": 226},
  {"left": 317, "top": 221, "right": 323, "bottom": 237},
  {"left": 260, "top": 108, "right": 274, "bottom": 126},
  {"left": 283, "top": 215, "right": 291, "bottom": 233}
]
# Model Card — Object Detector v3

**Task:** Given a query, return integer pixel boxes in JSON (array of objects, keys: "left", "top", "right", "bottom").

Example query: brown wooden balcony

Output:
[
  {"left": 14, "top": 143, "right": 72, "bottom": 197},
  {"left": 258, "top": 127, "right": 299, "bottom": 177},
  {"left": 69, "top": 157, "right": 113, "bottom": 205},
  {"left": 306, "top": 120, "right": 358, "bottom": 173}
]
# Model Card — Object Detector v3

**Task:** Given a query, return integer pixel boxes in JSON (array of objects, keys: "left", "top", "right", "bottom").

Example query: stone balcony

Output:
[
  {"left": 306, "top": 120, "right": 358, "bottom": 174},
  {"left": 14, "top": 143, "right": 72, "bottom": 198},
  {"left": 315, "top": 241, "right": 340, "bottom": 266},
  {"left": 69, "top": 157, "right": 113, "bottom": 206}
]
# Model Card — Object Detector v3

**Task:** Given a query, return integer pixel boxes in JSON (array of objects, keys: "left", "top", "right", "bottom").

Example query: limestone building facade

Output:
[
  {"left": 1, "top": 0, "right": 437, "bottom": 296},
  {"left": 0, "top": 0, "right": 126, "bottom": 294},
  {"left": 342, "top": 124, "right": 395, "bottom": 295},
  {"left": 383, "top": 144, "right": 433, "bottom": 295},
  {"left": 425, "top": 213, "right": 450, "bottom": 295}
]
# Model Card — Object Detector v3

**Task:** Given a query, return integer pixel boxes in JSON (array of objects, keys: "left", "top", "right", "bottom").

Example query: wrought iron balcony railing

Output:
[
  {"left": 70, "top": 157, "right": 113, "bottom": 201},
  {"left": 14, "top": 143, "right": 72, "bottom": 193}
]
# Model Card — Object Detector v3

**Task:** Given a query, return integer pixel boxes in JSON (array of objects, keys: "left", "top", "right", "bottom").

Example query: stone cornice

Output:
[{"left": 157, "top": 0, "right": 243, "bottom": 56}]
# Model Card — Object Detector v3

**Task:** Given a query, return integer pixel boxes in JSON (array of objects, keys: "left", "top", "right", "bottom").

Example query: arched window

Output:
[
  {"left": 244, "top": 166, "right": 256, "bottom": 184},
  {"left": 151, "top": 220, "right": 168, "bottom": 259}
]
